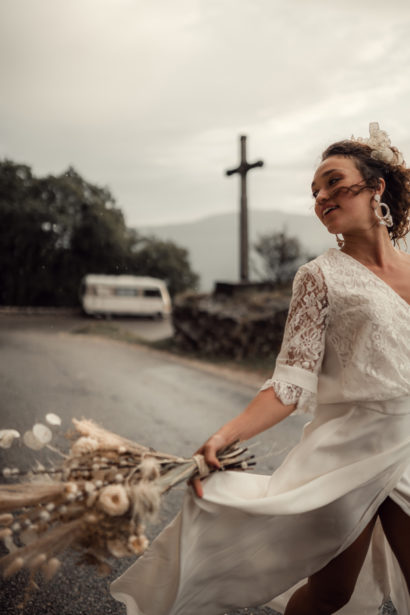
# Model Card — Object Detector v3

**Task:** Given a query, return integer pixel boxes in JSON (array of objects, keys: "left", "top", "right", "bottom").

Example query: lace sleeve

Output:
[{"left": 260, "top": 262, "right": 329, "bottom": 414}]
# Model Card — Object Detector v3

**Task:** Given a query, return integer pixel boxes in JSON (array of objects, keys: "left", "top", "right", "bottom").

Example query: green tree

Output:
[
  {"left": 0, "top": 160, "right": 198, "bottom": 306},
  {"left": 0, "top": 161, "right": 60, "bottom": 305},
  {"left": 0, "top": 161, "right": 133, "bottom": 305},
  {"left": 129, "top": 236, "right": 199, "bottom": 297},
  {"left": 253, "top": 230, "right": 307, "bottom": 284}
]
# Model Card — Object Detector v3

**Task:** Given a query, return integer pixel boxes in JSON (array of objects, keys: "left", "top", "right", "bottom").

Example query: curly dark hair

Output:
[{"left": 321, "top": 140, "right": 410, "bottom": 243}]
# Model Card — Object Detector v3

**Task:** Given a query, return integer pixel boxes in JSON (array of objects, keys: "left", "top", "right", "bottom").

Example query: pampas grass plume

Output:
[
  {"left": 139, "top": 457, "right": 160, "bottom": 481},
  {"left": 71, "top": 436, "right": 99, "bottom": 456},
  {"left": 130, "top": 482, "right": 161, "bottom": 522}
]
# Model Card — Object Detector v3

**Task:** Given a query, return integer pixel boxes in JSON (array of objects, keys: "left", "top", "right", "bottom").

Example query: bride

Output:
[{"left": 111, "top": 123, "right": 410, "bottom": 615}]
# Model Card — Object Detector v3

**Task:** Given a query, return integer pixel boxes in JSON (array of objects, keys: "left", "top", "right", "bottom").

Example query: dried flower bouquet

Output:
[{"left": 0, "top": 416, "right": 254, "bottom": 593}]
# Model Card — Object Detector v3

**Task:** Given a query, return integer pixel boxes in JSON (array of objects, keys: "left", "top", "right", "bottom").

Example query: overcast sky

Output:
[{"left": 1, "top": 0, "right": 409, "bottom": 227}]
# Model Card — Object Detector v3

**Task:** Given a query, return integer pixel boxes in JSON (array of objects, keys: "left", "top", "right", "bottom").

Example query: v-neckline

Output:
[{"left": 331, "top": 248, "right": 410, "bottom": 310}]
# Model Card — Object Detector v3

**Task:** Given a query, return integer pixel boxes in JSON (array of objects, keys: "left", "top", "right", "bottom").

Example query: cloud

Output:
[{"left": 1, "top": 0, "right": 409, "bottom": 225}]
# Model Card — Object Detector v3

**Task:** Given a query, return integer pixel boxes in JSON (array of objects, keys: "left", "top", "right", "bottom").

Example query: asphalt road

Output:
[
  {"left": 0, "top": 314, "right": 311, "bottom": 615},
  {"left": 0, "top": 309, "right": 174, "bottom": 341}
]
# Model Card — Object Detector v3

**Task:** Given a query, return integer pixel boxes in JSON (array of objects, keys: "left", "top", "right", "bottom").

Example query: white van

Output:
[{"left": 80, "top": 275, "right": 172, "bottom": 318}]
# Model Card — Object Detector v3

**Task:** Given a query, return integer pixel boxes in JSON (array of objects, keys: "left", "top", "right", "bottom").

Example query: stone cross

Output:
[{"left": 226, "top": 135, "right": 264, "bottom": 282}]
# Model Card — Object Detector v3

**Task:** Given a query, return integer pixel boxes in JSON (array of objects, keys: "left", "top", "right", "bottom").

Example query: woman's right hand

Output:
[
  {"left": 190, "top": 433, "right": 228, "bottom": 498},
  {"left": 190, "top": 388, "right": 294, "bottom": 498}
]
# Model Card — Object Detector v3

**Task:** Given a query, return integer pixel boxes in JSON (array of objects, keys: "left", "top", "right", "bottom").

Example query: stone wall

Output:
[{"left": 172, "top": 287, "right": 291, "bottom": 359}]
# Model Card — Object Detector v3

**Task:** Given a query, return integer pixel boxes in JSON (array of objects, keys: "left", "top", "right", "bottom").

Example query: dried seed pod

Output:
[
  {"left": 98, "top": 485, "right": 129, "bottom": 516},
  {"left": 45, "top": 413, "right": 61, "bottom": 426},
  {"left": 20, "top": 528, "right": 39, "bottom": 546},
  {"left": 0, "top": 429, "right": 20, "bottom": 449},
  {"left": 0, "top": 528, "right": 12, "bottom": 540},
  {"left": 41, "top": 557, "right": 61, "bottom": 581},
  {"left": 38, "top": 511, "right": 51, "bottom": 522},
  {"left": 86, "top": 492, "right": 97, "bottom": 507},
  {"left": 107, "top": 538, "right": 130, "bottom": 558},
  {"left": 83, "top": 482, "right": 95, "bottom": 494},
  {"left": 23, "top": 430, "right": 44, "bottom": 451},
  {"left": 3, "top": 556, "right": 25, "bottom": 578},
  {"left": 128, "top": 534, "right": 149, "bottom": 555},
  {"left": 32, "top": 424, "right": 52, "bottom": 445},
  {"left": 29, "top": 553, "right": 47, "bottom": 570},
  {"left": 3, "top": 534, "right": 17, "bottom": 553},
  {"left": 65, "top": 482, "right": 78, "bottom": 495},
  {"left": 0, "top": 513, "right": 13, "bottom": 526}
]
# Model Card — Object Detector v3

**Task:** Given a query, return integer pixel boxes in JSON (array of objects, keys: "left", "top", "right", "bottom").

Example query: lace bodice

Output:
[{"left": 262, "top": 248, "right": 410, "bottom": 413}]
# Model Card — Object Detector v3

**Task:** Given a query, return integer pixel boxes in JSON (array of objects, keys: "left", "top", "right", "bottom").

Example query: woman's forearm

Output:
[
  {"left": 192, "top": 388, "right": 295, "bottom": 497},
  {"left": 212, "top": 387, "right": 296, "bottom": 446}
]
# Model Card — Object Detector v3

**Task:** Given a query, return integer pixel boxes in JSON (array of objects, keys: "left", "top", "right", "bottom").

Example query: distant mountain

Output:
[{"left": 140, "top": 210, "right": 335, "bottom": 291}]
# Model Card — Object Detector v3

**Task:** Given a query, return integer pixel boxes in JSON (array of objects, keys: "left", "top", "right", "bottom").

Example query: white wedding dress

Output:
[{"left": 111, "top": 248, "right": 410, "bottom": 615}]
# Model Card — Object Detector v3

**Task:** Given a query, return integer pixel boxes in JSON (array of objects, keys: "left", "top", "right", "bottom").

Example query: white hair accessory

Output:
[{"left": 351, "top": 122, "right": 405, "bottom": 167}]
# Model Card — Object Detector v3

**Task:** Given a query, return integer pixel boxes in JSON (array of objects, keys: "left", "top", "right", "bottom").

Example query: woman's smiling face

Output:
[{"left": 311, "top": 155, "right": 378, "bottom": 236}]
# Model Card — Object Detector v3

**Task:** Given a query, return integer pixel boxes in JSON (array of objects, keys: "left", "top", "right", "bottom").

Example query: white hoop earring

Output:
[
  {"left": 336, "top": 234, "right": 344, "bottom": 249},
  {"left": 373, "top": 194, "right": 393, "bottom": 228}
]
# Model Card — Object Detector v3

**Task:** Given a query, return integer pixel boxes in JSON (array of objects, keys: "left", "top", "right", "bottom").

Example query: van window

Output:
[
  {"left": 98, "top": 286, "right": 113, "bottom": 296},
  {"left": 114, "top": 288, "right": 140, "bottom": 297},
  {"left": 143, "top": 288, "right": 162, "bottom": 298}
]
